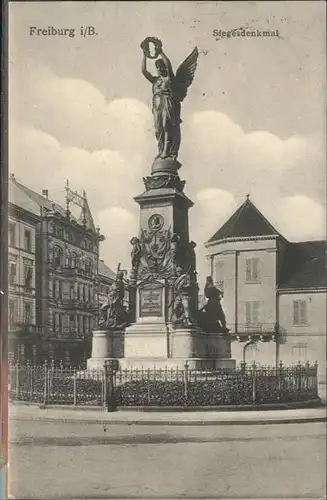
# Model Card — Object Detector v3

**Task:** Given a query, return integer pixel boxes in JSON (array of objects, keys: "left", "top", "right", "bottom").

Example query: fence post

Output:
[
  {"left": 183, "top": 362, "right": 189, "bottom": 401},
  {"left": 297, "top": 361, "right": 302, "bottom": 398},
  {"left": 251, "top": 362, "right": 257, "bottom": 404},
  {"left": 107, "top": 361, "right": 116, "bottom": 412},
  {"left": 304, "top": 361, "right": 310, "bottom": 393},
  {"left": 15, "top": 363, "right": 20, "bottom": 400},
  {"left": 314, "top": 361, "right": 319, "bottom": 398},
  {"left": 43, "top": 360, "right": 48, "bottom": 406},
  {"left": 103, "top": 361, "right": 116, "bottom": 412},
  {"left": 277, "top": 360, "right": 283, "bottom": 401},
  {"left": 147, "top": 369, "right": 151, "bottom": 405},
  {"left": 73, "top": 368, "right": 77, "bottom": 406},
  {"left": 102, "top": 362, "right": 108, "bottom": 409},
  {"left": 29, "top": 362, "right": 34, "bottom": 402}
]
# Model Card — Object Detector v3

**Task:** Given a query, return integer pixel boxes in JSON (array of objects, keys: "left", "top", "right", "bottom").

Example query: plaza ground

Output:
[{"left": 8, "top": 412, "right": 326, "bottom": 499}]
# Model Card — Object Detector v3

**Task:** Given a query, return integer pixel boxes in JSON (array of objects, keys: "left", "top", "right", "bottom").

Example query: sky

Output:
[{"left": 9, "top": 1, "right": 326, "bottom": 284}]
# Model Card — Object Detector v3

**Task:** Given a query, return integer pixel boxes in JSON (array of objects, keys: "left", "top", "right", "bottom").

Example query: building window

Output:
[
  {"left": 293, "top": 300, "right": 308, "bottom": 326},
  {"left": 24, "top": 229, "right": 32, "bottom": 252},
  {"left": 79, "top": 315, "right": 83, "bottom": 336},
  {"left": 64, "top": 350, "right": 70, "bottom": 366},
  {"left": 245, "top": 258, "right": 260, "bottom": 283},
  {"left": 245, "top": 301, "right": 260, "bottom": 326},
  {"left": 32, "top": 345, "right": 37, "bottom": 364},
  {"left": 85, "top": 258, "right": 93, "bottom": 275},
  {"left": 53, "top": 313, "right": 60, "bottom": 333},
  {"left": 18, "top": 344, "right": 25, "bottom": 364},
  {"left": 292, "top": 342, "right": 308, "bottom": 361},
  {"left": 23, "top": 302, "right": 32, "bottom": 325},
  {"left": 79, "top": 258, "right": 85, "bottom": 272},
  {"left": 69, "top": 314, "right": 75, "bottom": 332},
  {"left": 70, "top": 285, "right": 74, "bottom": 300},
  {"left": 71, "top": 253, "right": 77, "bottom": 268},
  {"left": 83, "top": 316, "right": 88, "bottom": 334},
  {"left": 9, "top": 222, "right": 16, "bottom": 247},
  {"left": 65, "top": 251, "right": 71, "bottom": 268},
  {"left": 244, "top": 342, "right": 260, "bottom": 362},
  {"left": 52, "top": 280, "right": 61, "bottom": 299},
  {"left": 53, "top": 246, "right": 63, "bottom": 269},
  {"left": 9, "top": 261, "right": 17, "bottom": 285},
  {"left": 9, "top": 300, "right": 16, "bottom": 327},
  {"left": 24, "top": 262, "right": 33, "bottom": 288}
]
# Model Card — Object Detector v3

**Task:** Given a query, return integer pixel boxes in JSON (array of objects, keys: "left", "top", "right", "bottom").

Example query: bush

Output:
[{"left": 9, "top": 363, "right": 318, "bottom": 407}]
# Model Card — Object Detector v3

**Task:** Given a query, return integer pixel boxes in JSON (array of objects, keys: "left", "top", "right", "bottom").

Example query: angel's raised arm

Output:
[
  {"left": 160, "top": 51, "right": 174, "bottom": 80},
  {"left": 141, "top": 53, "right": 155, "bottom": 84}
]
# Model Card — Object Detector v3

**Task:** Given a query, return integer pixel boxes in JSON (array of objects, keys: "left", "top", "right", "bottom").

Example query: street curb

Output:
[
  {"left": 10, "top": 415, "right": 326, "bottom": 426},
  {"left": 11, "top": 398, "right": 324, "bottom": 412}
]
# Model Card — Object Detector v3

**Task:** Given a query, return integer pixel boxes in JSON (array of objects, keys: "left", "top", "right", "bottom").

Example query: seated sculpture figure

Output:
[
  {"left": 199, "top": 276, "right": 229, "bottom": 333},
  {"left": 99, "top": 271, "right": 129, "bottom": 329}
]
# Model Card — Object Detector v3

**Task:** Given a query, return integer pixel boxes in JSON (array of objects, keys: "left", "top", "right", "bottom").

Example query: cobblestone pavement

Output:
[{"left": 9, "top": 419, "right": 326, "bottom": 499}]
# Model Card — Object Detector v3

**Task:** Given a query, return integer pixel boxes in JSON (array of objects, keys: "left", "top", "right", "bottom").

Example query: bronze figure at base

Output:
[
  {"left": 98, "top": 271, "right": 130, "bottom": 330},
  {"left": 198, "top": 276, "right": 230, "bottom": 334}
]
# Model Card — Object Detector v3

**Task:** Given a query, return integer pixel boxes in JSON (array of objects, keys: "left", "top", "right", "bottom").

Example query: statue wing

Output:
[{"left": 173, "top": 47, "right": 199, "bottom": 102}]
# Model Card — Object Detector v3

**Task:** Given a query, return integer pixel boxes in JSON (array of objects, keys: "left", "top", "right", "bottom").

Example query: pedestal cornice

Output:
[{"left": 134, "top": 187, "right": 194, "bottom": 209}]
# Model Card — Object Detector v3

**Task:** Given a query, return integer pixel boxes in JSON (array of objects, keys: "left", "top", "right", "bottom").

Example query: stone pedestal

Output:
[
  {"left": 171, "top": 327, "right": 203, "bottom": 358},
  {"left": 120, "top": 324, "right": 236, "bottom": 371},
  {"left": 124, "top": 322, "right": 169, "bottom": 359},
  {"left": 87, "top": 329, "right": 124, "bottom": 370}
]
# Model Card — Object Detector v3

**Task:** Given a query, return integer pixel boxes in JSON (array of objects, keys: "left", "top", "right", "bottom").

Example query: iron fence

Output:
[{"left": 8, "top": 361, "right": 319, "bottom": 407}]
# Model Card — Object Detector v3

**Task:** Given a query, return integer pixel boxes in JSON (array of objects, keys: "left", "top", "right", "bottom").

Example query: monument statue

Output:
[
  {"left": 141, "top": 37, "right": 198, "bottom": 161},
  {"left": 170, "top": 266, "right": 194, "bottom": 327},
  {"left": 185, "top": 240, "right": 197, "bottom": 281},
  {"left": 99, "top": 270, "right": 129, "bottom": 329},
  {"left": 130, "top": 236, "right": 142, "bottom": 280},
  {"left": 199, "top": 276, "right": 229, "bottom": 333},
  {"left": 170, "top": 233, "right": 180, "bottom": 276}
]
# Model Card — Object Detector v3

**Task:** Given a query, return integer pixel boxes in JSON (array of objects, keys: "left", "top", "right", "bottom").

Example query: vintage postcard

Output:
[{"left": 4, "top": 1, "right": 326, "bottom": 499}]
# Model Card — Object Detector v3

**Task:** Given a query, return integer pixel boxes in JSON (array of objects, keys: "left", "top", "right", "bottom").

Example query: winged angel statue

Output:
[{"left": 141, "top": 37, "right": 198, "bottom": 161}]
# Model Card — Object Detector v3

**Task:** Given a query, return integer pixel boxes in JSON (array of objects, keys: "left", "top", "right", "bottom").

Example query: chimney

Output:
[{"left": 42, "top": 189, "right": 49, "bottom": 199}]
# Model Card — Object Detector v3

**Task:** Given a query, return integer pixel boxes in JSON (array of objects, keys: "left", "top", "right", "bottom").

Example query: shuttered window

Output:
[
  {"left": 293, "top": 300, "right": 308, "bottom": 325},
  {"left": 292, "top": 342, "right": 308, "bottom": 360},
  {"left": 245, "top": 258, "right": 260, "bottom": 283},
  {"left": 245, "top": 301, "right": 260, "bottom": 325}
]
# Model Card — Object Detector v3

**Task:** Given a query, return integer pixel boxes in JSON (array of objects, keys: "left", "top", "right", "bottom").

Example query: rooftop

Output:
[
  {"left": 278, "top": 240, "right": 327, "bottom": 289},
  {"left": 98, "top": 259, "right": 116, "bottom": 280},
  {"left": 9, "top": 174, "right": 95, "bottom": 232},
  {"left": 207, "top": 195, "right": 282, "bottom": 244}
]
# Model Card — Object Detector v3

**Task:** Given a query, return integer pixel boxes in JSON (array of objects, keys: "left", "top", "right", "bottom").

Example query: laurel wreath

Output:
[{"left": 140, "top": 37, "right": 162, "bottom": 59}]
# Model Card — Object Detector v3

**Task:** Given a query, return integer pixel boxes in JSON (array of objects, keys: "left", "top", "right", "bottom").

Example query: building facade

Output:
[
  {"left": 8, "top": 186, "right": 39, "bottom": 364},
  {"left": 8, "top": 175, "right": 107, "bottom": 365},
  {"left": 205, "top": 196, "right": 326, "bottom": 383}
]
